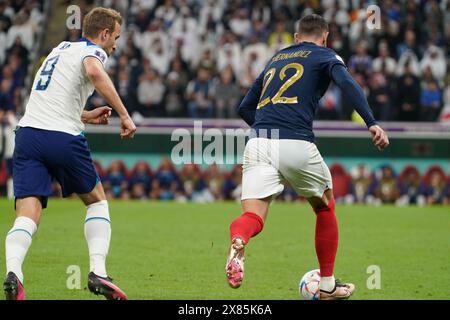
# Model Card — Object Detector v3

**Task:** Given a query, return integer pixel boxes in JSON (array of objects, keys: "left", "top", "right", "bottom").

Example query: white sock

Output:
[
  {"left": 5, "top": 216, "right": 38, "bottom": 284},
  {"left": 320, "top": 275, "right": 336, "bottom": 292},
  {"left": 84, "top": 200, "right": 111, "bottom": 278}
]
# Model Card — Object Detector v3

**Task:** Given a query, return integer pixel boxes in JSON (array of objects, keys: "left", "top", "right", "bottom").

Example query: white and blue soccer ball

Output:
[{"left": 299, "top": 269, "right": 321, "bottom": 300}]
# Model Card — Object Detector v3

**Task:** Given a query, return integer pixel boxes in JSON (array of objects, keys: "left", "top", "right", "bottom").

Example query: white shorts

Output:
[{"left": 241, "top": 138, "right": 332, "bottom": 200}]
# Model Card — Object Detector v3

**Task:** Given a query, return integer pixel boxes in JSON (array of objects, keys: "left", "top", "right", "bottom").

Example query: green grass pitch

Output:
[{"left": 0, "top": 199, "right": 449, "bottom": 300}]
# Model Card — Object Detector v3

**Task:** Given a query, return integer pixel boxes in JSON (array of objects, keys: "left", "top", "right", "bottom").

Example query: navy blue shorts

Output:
[{"left": 13, "top": 127, "right": 99, "bottom": 208}]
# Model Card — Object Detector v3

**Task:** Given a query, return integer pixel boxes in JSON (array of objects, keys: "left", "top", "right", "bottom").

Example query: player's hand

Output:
[
  {"left": 83, "top": 106, "right": 112, "bottom": 125},
  {"left": 369, "top": 125, "right": 389, "bottom": 151},
  {"left": 120, "top": 115, "right": 137, "bottom": 139}
]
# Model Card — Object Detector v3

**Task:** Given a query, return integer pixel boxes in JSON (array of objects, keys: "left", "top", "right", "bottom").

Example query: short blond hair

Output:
[{"left": 82, "top": 7, "right": 122, "bottom": 38}]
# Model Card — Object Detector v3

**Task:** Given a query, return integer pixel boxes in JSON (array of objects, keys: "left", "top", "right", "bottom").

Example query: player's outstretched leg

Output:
[
  {"left": 4, "top": 198, "right": 40, "bottom": 300},
  {"left": 310, "top": 191, "right": 355, "bottom": 300},
  {"left": 80, "top": 184, "right": 127, "bottom": 300},
  {"left": 226, "top": 207, "right": 265, "bottom": 288}
]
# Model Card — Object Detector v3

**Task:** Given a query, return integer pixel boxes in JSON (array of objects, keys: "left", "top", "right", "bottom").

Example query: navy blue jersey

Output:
[{"left": 238, "top": 41, "right": 376, "bottom": 142}]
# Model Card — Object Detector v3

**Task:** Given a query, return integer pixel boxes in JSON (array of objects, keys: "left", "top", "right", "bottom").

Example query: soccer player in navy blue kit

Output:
[{"left": 226, "top": 14, "right": 389, "bottom": 300}]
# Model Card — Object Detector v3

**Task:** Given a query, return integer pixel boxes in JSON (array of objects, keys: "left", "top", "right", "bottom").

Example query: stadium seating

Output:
[
  {"left": 329, "top": 163, "right": 352, "bottom": 201},
  {"left": 49, "top": 159, "right": 448, "bottom": 205},
  {"left": 80, "top": 0, "right": 450, "bottom": 122},
  {"left": 1, "top": 1, "right": 449, "bottom": 205}
]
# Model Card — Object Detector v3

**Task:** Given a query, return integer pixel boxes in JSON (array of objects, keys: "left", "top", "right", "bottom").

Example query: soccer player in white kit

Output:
[
  {"left": 3, "top": 7, "right": 136, "bottom": 300},
  {"left": 225, "top": 14, "right": 389, "bottom": 299}
]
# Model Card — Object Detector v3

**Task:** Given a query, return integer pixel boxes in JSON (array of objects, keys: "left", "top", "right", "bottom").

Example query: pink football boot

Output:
[
  {"left": 226, "top": 237, "right": 245, "bottom": 288},
  {"left": 4, "top": 272, "right": 26, "bottom": 300}
]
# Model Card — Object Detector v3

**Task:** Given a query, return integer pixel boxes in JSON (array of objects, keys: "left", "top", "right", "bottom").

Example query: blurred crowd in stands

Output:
[
  {"left": 1, "top": 0, "right": 44, "bottom": 198},
  {"left": 0, "top": 0, "right": 43, "bottom": 120},
  {"left": 2, "top": 0, "right": 450, "bottom": 121},
  {"left": 3, "top": 157, "right": 446, "bottom": 205},
  {"left": 73, "top": 0, "right": 450, "bottom": 121},
  {"left": 329, "top": 163, "right": 450, "bottom": 206}
]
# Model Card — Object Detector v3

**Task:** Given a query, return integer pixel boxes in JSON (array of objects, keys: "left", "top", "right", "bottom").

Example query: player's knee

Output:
[
  {"left": 80, "top": 183, "right": 107, "bottom": 206},
  {"left": 241, "top": 198, "right": 271, "bottom": 220},
  {"left": 16, "top": 212, "right": 41, "bottom": 226},
  {"left": 308, "top": 197, "right": 327, "bottom": 210},
  {"left": 309, "top": 191, "right": 335, "bottom": 213},
  {"left": 15, "top": 197, "right": 43, "bottom": 225}
]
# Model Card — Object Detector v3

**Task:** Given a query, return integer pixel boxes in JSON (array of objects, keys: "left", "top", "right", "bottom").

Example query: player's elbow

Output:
[
  {"left": 237, "top": 105, "right": 256, "bottom": 126},
  {"left": 237, "top": 105, "right": 245, "bottom": 118},
  {"left": 335, "top": 76, "right": 354, "bottom": 90},
  {"left": 237, "top": 105, "right": 250, "bottom": 121}
]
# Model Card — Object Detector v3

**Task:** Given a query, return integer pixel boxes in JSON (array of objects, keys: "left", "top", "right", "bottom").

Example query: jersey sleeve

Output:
[
  {"left": 322, "top": 49, "right": 346, "bottom": 77},
  {"left": 330, "top": 64, "right": 377, "bottom": 128},
  {"left": 237, "top": 70, "right": 264, "bottom": 126},
  {"left": 81, "top": 46, "right": 108, "bottom": 68}
]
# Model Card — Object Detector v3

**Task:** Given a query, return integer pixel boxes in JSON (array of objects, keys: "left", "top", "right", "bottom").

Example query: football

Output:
[{"left": 299, "top": 269, "right": 321, "bottom": 300}]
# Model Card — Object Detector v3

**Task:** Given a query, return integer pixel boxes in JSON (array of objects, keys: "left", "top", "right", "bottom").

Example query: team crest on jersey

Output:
[{"left": 95, "top": 50, "right": 106, "bottom": 63}]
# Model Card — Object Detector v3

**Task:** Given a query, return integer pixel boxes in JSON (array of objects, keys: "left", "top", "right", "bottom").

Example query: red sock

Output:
[
  {"left": 314, "top": 197, "right": 338, "bottom": 277},
  {"left": 230, "top": 212, "right": 264, "bottom": 244}
]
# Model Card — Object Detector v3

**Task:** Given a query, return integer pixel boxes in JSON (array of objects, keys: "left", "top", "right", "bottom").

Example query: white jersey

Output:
[{"left": 19, "top": 39, "right": 108, "bottom": 135}]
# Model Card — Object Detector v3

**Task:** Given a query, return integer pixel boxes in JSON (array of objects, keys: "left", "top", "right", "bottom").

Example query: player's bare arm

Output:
[
  {"left": 81, "top": 106, "right": 112, "bottom": 125},
  {"left": 330, "top": 64, "right": 389, "bottom": 151},
  {"left": 83, "top": 57, "right": 136, "bottom": 138}
]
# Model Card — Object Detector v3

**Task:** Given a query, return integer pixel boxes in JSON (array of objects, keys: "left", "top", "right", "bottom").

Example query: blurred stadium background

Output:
[{"left": 1, "top": 0, "right": 450, "bottom": 206}]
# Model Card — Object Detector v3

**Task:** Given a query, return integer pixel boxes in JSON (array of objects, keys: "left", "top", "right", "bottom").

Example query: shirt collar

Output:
[{"left": 79, "top": 37, "right": 96, "bottom": 46}]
